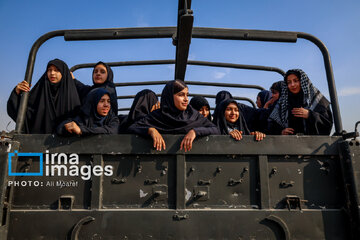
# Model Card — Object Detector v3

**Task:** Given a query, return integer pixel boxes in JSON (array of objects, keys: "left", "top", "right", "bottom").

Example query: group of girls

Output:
[
  {"left": 8, "top": 59, "right": 119, "bottom": 136},
  {"left": 7, "top": 59, "right": 333, "bottom": 152},
  {"left": 191, "top": 69, "right": 333, "bottom": 137},
  {"left": 252, "top": 69, "right": 333, "bottom": 135}
]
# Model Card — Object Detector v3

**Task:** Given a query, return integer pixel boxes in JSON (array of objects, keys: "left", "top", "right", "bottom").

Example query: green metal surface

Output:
[{"left": 1, "top": 134, "right": 359, "bottom": 239}]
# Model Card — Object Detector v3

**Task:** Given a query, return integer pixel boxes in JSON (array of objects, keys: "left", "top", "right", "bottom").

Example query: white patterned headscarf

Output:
[{"left": 269, "top": 69, "right": 328, "bottom": 128}]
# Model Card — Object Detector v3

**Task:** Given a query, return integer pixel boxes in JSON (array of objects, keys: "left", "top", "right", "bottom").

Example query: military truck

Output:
[{"left": 1, "top": 0, "right": 359, "bottom": 239}]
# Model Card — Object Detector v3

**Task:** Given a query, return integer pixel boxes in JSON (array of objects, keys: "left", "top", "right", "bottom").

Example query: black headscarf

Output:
[
  {"left": 75, "top": 61, "right": 118, "bottom": 114},
  {"left": 269, "top": 69, "right": 331, "bottom": 132},
  {"left": 213, "top": 90, "right": 233, "bottom": 121},
  {"left": 92, "top": 61, "right": 118, "bottom": 114},
  {"left": 76, "top": 88, "right": 118, "bottom": 128},
  {"left": 128, "top": 89, "right": 158, "bottom": 123},
  {"left": 92, "top": 61, "right": 114, "bottom": 86},
  {"left": 57, "top": 88, "right": 119, "bottom": 136},
  {"left": 212, "top": 98, "right": 250, "bottom": 135},
  {"left": 7, "top": 59, "right": 81, "bottom": 133},
  {"left": 119, "top": 89, "right": 158, "bottom": 133},
  {"left": 80, "top": 88, "right": 108, "bottom": 124},
  {"left": 128, "top": 80, "right": 218, "bottom": 135},
  {"left": 257, "top": 90, "right": 272, "bottom": 108},
  {"left": 215, "top": 90, "right": 233, "bottom": 105},
  {"left": 189, "top": 96, "right": 212, "bottom": 121}
]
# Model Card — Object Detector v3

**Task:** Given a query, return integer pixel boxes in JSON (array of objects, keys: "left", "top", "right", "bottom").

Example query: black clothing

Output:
[
  {"left": 251, "top": 108, "right": 271, "bottom": 133},
  {"left": 268, "top": 69, "right": 333, "bottom": 135},
  {"left": 128, "top": 89, "right": 158, "bottom": 123},
  {"left": 257, "top": 90, "right": 272, "bottom": 108},
  {"left": 212, "top": 99, "right": 250, "bottom": 135},
  {"left": 57, "top": 88, "right": 119, "bottom": 136},
  {"left": 128, "top": 80, "right": 219, "bottom": 136},
  {"left": 252, "top": 87, "right": 281, "bottom": 132},
  {"left": 287, "top": 91, "right": 305, "bottom": 134},
  {"left": 238, "top": 103, "right": 269, "bottom": 133},
  {"left": 213, "top": 90, "right": 233, "bottom": 121},
  {"left": 74, "top": 61, "right": 118, "bottom": 114},
  {"left": 7, "top": 59, "right": 81, "bottom": 133},
  {"left": 119, "top": 89, "right": 158, "bottom": 133},
  {"left": 118, "top": 114, "right": 128, "bottom": 131},
  {"left": 189, "top": 96, "right": 212, "bottom": 121},
  {"left": 213, "top": 90, "right": 267, "bottom": 133},
  {"left": 215, "top": 90, "right": 233, "bottom": 105}
]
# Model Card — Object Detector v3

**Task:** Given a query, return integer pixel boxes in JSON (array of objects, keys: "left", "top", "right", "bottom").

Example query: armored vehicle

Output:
[{"left": 1, "top": 0, "right": 359, "bottom": 239}]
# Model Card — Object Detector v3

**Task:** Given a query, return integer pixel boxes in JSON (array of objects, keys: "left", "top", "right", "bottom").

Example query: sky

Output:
[{"left": 0, "top": 0, "right": 359, "bottom": 133}]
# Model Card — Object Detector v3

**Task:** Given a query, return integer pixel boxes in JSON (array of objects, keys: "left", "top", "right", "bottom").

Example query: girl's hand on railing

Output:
[
  {"left": 15, "top": 80, "right": 31, "bottom": 95},
  {"left": 65, "top": 121, "right": 82, "bottom": 135},
  {"left": 250, "top": 131, "right": 266, "bottom": 141},
  {"left": 180, "top": 129, "right": 196, "bottom": 152},
  {"left": 230, "top": 130, "right": 243, "bottom": 141},
  {"left": 148, "top": 127, "right": 166, "bottom": 151}
]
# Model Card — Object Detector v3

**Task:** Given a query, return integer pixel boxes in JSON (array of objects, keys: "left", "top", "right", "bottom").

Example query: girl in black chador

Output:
[
  {"left": 57, "top": 88, "right": 119, "bottom": 136},
  {"left": 189, "top": 96, "right": 212, "bottom": 121},
  {"left": 128, "top": 80, "right": 219, "bottom": 152},
  {"left": 74, "top": 61, "right": 118, "bottom": 114},
  {"left": 253, "top": 88, "right": 276, "bottom": 133},
  {"left": 7, "top": 59, "right": 81, "bottom": 133},
  {"left": 268, "top": 69, "right": 333, "bottom": 135},
  {"left": 212, "top": 98, "right": 266, "bottom": 141},
  {"left": 212, "top": 90, "right": 233, "bottom": 124},
  {"left": 119, "top": 89, "right": 160, "bottom": 133},
  {"left": 212, "top": 89, "right": 261, "bottom": 133}
]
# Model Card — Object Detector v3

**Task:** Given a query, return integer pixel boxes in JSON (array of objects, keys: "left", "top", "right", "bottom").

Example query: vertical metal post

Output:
[
  {"left": 258, "top": 155, "right": 270, "bottom": 209},
  {"left": 91, "top": 155, "right": 103, "bottom": 209},
  {"left": 174, "top": 0, "right": 193, "bottom": 81},
  {"left": 298, "top": 32, "right": 343, "bottom": 135},
  {"left": 0, "top": 140, "right": 19, "bottom": 239},
  {"left": 338, "top": 140, "right": 360, "bottom": 238},
  {"left": 176, "top": 154, "right": 186, "bottom": 209}
]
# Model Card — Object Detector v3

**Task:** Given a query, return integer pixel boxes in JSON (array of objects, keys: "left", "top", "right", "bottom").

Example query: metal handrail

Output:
[
  {"left": 115, "top": 80, "right": 264, "bottom": 91},
  {"left": 70, "top": 60, "right": 285, "bottom": 76},
  {"left": 117, "top": 93, "right": 256, "bottom": 109}
]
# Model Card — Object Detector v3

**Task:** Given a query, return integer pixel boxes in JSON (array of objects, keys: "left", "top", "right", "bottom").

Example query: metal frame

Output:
[
  {"left": 117, "top": 93, "right": 256, "bottom": 110},
  {"left": 5, "top": 133, "right": 356, "bottom": 239},
  {"left": 70, "top": 60, "right": 285, "bottom": 75},
  {"left": 70, "top": 60, "right": 284, "bottom": 108},
  {"left": 15, "top": 1, "right": 342, "bottom": 135}
]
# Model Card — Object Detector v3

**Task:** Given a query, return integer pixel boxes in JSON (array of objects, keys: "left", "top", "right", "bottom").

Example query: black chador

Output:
[
  {"left": 74, "top": 61, "right": 118, "bottom": 114},
  {"left": 119, "top": 89, "right": 158, "bottom": 133},
  {"left": 128, "top": 80, "right": 219, "bottom": 136},
  {"left": 7, "top": 59, "right": 81, "bottom": 133},
  {"left": 189, "top": 96, "right": 212, "bottom": 121},
  {"left": 212, "top": 98, "right": 250, "bottom": 135},
  {"left": 57, "top": 88, "right": 119, "bottom": 135},
  {"left": 268, "top": 69, "right": 333, "bottom": 135}
]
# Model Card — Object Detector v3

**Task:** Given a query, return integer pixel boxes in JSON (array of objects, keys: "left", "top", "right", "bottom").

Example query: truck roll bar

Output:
[{"left": 15, "top": 27, "right": 342, "bottom": 134}]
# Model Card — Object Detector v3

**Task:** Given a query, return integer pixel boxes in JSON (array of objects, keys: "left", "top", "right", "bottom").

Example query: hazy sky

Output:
[{"left": 0, "top": 0, "right": 359, "bottom": 133}]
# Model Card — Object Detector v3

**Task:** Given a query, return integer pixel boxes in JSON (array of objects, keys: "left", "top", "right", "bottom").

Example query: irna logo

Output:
[
  {"left": 8, "top": 150, "right": 43, "bottom": 176},
  {"left": 8, "top": 150, "right": 113, "bottom": 180}
]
